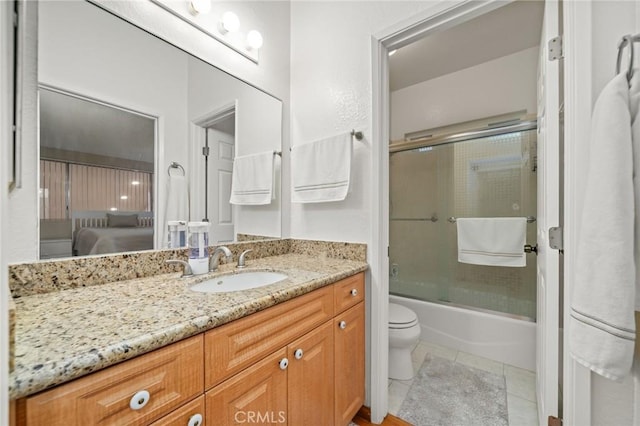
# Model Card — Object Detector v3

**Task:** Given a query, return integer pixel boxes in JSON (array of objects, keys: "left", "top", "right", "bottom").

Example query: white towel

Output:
[
  {"left": 456, "top": 217, "right": 526, "bottom": 267},
  {"left": 631, "top": 71, "right": 640, "bottom": 311},
  {"left": 569, "top": 73, "right": 636, "bottom": 381},
  {"left": 291, "top": 133, "right": 351, "bottom": 203},
  {"left": 229, "top": 151, "right": 274, "bottom": 205},
  {"left": 162, "top": 174, "right": 189, "bottom": 247}
]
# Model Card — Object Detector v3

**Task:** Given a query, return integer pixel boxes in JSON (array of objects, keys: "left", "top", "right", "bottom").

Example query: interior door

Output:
[
  {"left": 208, "top": 128, "right": 235, "bottom": 243},
  {"left": 536, "top": 0, "right": 561, "bottom": 423}
]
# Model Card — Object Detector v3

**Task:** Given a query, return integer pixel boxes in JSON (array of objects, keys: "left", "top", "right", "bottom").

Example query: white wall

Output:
[
  {"left": 390, "top": 46, "right": 538, "bottom": 140},
  {"left": 289, "top": 1, "right": 436, "bottom": 243}
]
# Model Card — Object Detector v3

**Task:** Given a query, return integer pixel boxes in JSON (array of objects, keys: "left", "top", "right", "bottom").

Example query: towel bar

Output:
[{"left": 448, "top": 216, "right": 536, "bottom": 223}]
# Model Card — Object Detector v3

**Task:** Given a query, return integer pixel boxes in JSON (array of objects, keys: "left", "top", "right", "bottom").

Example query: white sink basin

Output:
[{"left": 190, "top": 271, "right": 288, "bottom": 293}]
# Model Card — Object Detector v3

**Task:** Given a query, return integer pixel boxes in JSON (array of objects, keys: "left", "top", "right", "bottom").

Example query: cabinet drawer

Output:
[
  {"left": 151, "top": 396, "right": 205, "bottom": 426},
  {"left": 204, "top": 285, "right": 333, "bottom": 389},
  {"left": 333, "top": 272, "right": 365, "bottom": 314},
  {"left": 23, "top": 335, "right": 204, "bottom": 426}
]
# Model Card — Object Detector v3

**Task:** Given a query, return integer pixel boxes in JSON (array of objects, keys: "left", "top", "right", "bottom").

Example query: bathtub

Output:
[{"left": 390, "top": 294, "right": 536, "bottom": 371}]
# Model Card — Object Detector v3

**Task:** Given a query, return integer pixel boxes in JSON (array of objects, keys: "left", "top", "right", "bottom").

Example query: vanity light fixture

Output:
[
  {"left": 131, "top": 181, "right": 140, "bottom": 185},
  {"left": 246, "top": 30, "right": 263, "bottom": 50},
  {"left": 219, "top": 11, "right": 240, "bottom": 34},
  {"left": 189, "top": 0, "right": 211, "bottom": 15}
]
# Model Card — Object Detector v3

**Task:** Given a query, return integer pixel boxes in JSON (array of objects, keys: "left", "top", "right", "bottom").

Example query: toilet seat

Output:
[{"left": 389, "top": 303, "right": 418, "bottom": 329}]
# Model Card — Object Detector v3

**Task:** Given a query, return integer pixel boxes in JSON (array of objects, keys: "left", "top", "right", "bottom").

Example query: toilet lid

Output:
[{"left": 389, "top": 303, "right": 418, "bottom": 327}]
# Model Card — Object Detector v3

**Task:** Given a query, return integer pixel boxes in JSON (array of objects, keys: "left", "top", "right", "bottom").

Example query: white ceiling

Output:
[
  {"left": 389, "top": 0, "right": 544, "bottom": 92},
  {"left": 40, "top": 88, "right": 155, "bottom": 163}
]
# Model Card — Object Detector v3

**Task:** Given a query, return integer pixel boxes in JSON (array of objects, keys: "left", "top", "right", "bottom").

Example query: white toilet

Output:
[{"left": 388, "top": 303, "right": 421, "bottom": 380}]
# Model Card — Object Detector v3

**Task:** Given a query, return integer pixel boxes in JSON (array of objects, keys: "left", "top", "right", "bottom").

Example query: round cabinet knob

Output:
[
  {"left": 350, "top": 289, "right": 358, "bottom": 297},
  {"left": 129, "top": 390, "right": 150, "bottom": 410},
  {"left": 294, "top": 348, "right": 304, "bottom": 360},
  {"left": 279, "top": 357, "right": 289, "bottom": 370},
  {"left": 187, "top": 413, "right": 203, "bottom": 426},
  {"left": 339, "top": 321, "right": 347, "bottom": 329}
]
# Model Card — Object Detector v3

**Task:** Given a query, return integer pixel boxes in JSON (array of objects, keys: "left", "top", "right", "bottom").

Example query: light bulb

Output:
[
  {"left": 189, "top": 0, "right": 211, "bottom": 15},
  {"left": 219, "top": 11, "right": 240, "bottom": 34},
  {"left": 246, "top": 30, "right": 263, "bottom": 50}
]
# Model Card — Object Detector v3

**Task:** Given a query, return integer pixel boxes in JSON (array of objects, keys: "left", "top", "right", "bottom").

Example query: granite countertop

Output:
[{"left": 9, "top": 253, "right": 368, "bottom": 399}]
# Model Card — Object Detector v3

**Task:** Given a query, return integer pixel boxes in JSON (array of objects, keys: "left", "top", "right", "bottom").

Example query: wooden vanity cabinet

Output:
[
  {"left": 205, "top": 272, "right": 365, "bottom": 426},
  {"left": 14, "top": 272, "right": 365, "bottom": 426}
]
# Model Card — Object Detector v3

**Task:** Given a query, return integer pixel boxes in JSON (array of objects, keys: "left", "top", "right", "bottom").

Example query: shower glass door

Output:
[{"left": 389, "top": 128, "right": 537, "bottom": 320}]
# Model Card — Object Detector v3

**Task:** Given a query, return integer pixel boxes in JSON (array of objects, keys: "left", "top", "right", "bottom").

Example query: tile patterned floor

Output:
[{"left": 389, "top": 340, "right": 539, "bottom": 426}]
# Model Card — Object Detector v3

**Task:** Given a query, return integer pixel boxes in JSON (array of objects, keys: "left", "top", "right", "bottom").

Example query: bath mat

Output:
[{"left": 397, "top": 355, "right": 508, "bottom": 426}]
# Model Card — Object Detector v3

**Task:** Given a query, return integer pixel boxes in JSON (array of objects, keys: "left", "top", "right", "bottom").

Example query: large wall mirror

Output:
[{"left": 37, "top": 0, "right": 282, "bottom": 260}]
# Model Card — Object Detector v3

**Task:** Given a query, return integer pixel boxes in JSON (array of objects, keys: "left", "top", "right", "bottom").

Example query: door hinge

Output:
[
  {"left": 548, "top": 36, "right": 563, "bottom": 61},
  {"left": 549, "top": 226, "right": 563, "bottom": 251},
  {"left": 202, "top": 146, "right": 210, "bottom": 156},
  {"left": 13, "top": 10, "right": 18, "bottom": 27}
]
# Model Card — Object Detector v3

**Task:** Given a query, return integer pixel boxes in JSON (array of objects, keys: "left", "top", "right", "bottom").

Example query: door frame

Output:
[
  {"left": 562, "top": 1, "right": 593, "bottom": 425},
  {"left": 370, "top": 0, "right": 591, "bottom": 423}
]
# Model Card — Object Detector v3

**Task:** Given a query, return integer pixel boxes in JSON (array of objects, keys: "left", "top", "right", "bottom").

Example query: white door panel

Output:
[{"left": 209, "top": 128, "right": 234, "bottom": 243}]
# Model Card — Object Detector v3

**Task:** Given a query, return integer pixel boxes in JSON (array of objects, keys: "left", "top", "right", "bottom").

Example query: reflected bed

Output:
[{"left": 72, "top": 211, "right": 153, "bottom": 256}]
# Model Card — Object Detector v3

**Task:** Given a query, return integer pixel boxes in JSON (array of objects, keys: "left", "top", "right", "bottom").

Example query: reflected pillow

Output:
[{"left": 107, "top": 213, "right": 138, "bottom": 228}]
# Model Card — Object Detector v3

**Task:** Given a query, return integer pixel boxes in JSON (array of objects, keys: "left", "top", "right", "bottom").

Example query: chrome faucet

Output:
[
  {"left": 209, "top": 246, "right": 232, "bottom": 272},
  {"left": 237, "top": 249, "right": 253, "bottom": 269},
  {"left": 165, "top": 259, "right": 194, "bottom": 278}
]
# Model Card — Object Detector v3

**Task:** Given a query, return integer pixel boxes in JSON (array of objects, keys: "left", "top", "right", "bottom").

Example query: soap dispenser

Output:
[{"left": 187, "top": 221, "right": 210, "bottom": 275}]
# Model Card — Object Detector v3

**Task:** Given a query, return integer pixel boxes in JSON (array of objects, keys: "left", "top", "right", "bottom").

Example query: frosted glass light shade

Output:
[
  {"left": 220, "top": 11, "right": 240, "bottom": 33},
  {"left": 247, "top": 30, "right": 263, "bottom": 49}
]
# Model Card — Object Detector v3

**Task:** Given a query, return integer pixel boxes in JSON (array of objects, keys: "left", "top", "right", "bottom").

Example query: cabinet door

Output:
[
  {"left": 334, "top": 302, "right": 365, "bottom": 426},
  {"left": 206, "top": 348, "right": 288, "bottom": 425},
  {"left": 288, "top": 321, "right": 334, "bottom": 426}
]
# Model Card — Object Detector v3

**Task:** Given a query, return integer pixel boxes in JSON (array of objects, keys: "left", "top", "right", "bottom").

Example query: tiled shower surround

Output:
[{"left": 389, "top": 128, "right": 537, "bottom": 319}]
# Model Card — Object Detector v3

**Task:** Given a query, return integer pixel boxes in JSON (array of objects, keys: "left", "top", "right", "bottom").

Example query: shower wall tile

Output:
[{"left": 390, "top": 129, "right": 538, "bottom": 319}]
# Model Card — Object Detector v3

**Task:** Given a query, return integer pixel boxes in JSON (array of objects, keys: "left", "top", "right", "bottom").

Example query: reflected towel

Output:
[
  {"left": 569, "top": 73, "right": 636, "bottom": 381},
  {"left": 165, "top": 174, "right": 189, "bottom": 222},
  {"left": 162, "top": 174, "right": 189, "bottom": 247},
  {"left": 230, "top": 151, "right": 274, "bottom": 205},
  {"left": 291, "top": 133, "right": 351, "bottom": 203},
  {"left": 456, "top": 217, "right": 526, "bottom": 267}
]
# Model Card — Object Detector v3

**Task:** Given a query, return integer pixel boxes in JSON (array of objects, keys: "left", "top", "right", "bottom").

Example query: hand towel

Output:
[
  {"left": 161, "top": 174, "right": 189, "bottom": 247},
  {"left": 456, "top": 217, "right": 526, "bottom": 267},
  {"left": 569, "top": 73, "right": 636, "bottom": 381},
  {"left": 229, "top": 151, "right": 274, "bottom": 205},
  {"left": 291, "top": 133, "right": 351, "bottom": 203}
]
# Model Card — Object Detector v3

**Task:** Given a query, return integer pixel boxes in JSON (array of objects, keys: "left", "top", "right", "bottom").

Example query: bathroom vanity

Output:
[{"left": 8, "top": 242, "right": 367, "bottom": 426}]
